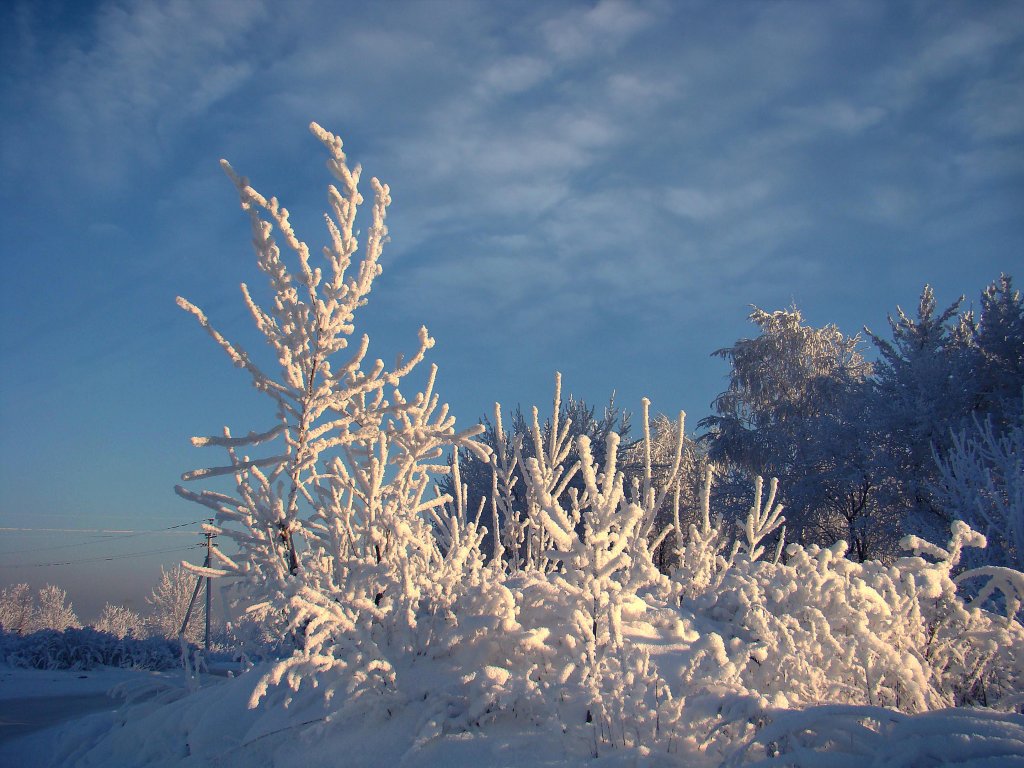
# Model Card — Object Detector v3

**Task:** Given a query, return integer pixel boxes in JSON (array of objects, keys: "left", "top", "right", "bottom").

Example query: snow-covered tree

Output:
[
  {"left": 0, "top": 583, "right": 34, "bottom": 635},
  {"left": 867, "top": 285, "right": 972, "bottom": 534},
  {"left": 176, "top": 123, "right": 488, "bottom": 707},
  {"left": 95, "top": 602, "right": 146, "bottom": 640},
  {"left": 963, "top": 274, "right": 1024, "bottom": 430},
  {"left": 32, "top": 584, "right": 79, "bottom": 632},
  {"left": 933, "top": 405, "right": 1024, "bottom": 570},
  {"left": 700, "top": 306, "right": 883, "bottom": 557},
  {"left": 146, "top": 565, "right": 204, "bottom": 643}
]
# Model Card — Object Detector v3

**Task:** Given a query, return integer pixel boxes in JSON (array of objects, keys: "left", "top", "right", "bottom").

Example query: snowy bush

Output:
[
  {"left": 1, "top": 627, "right": 183, "bottom": 671},
  {"left": 176, "top": 123, "right": 491, "bottom": 717},
  {"left": 723, "top": 703, "right": 1024, "bottom": 767},
  {"left": 95, "top": 603, "right": 146, "bottom": 640},
  {"left": 681, "top": 525, "right": 1023, "bottom": 713}
]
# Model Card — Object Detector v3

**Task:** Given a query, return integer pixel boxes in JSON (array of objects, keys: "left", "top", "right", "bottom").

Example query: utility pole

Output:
[
  {"left": 204, "top": 518, "right": 214, "bottom": 652},
  {"left": 180, "top": 518, "right": 217, "bottom": 652}
]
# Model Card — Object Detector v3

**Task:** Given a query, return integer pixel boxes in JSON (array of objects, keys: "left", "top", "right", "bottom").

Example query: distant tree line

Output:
[{"left": 0, "top": 564, "right": 209, "bottom": 642}]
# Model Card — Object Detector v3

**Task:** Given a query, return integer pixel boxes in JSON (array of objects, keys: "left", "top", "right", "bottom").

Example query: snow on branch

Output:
[{"left": 740, "top": 475, "right": 786, "bottom": 562}]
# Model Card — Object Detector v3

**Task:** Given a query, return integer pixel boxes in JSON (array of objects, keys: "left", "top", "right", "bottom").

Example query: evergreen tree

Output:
[
  {"left": 965, "top": 274, "right": 1023, "bottom": 429},
  {"left": 866, "top": 285, "right": 972, "bottom": 535},
  {"left": 933, "top": 404, "right": 1024, "bottom": 569}
]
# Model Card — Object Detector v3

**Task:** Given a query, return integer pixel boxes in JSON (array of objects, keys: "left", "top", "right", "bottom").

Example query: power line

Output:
[
  {"left": 0, "top": 544, "right": 201, "bottom": 569},
  {"left": 0, "top": 520, "right": 203, "bottom": 535},
  {"left": 0, "top": 520, "right": 206, "bottom": 556}
]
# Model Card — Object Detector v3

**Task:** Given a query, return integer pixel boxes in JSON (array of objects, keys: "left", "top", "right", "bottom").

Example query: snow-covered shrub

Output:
[
  {"left": 514, "top": 384, "right": 683, "bottom": 644},
  {"left": 677, "top": 508, "right": 1024, "bottom": 718},
  {"left": 623, "top": 411, "right": 710, "bottom": 573},
  {"left": 1, "top": 627, "right": 183, "bottom": 671},
  {"left": 673, "top": 466, "right": 735, "bottom": 601},
  {"left": 95, "top": 603, "right": 146, "bottom": 639},
  {"left": 654, "top": 477, "right": 1024, "bottom": 763},
  {"left": 472, "top": 385, "right": 689, "bottom": 752},
  {"left": 724, "top": 703, "right": 1024, "bottom": 768},
  {"left": 177, "top": 124, "right": 489, "bottom": 715},
  {"left": 217, "top": 614, "right": 287, "bottom": 665},
  {"left": 441, "top": 390, "right": 634, "bottom": 568}
]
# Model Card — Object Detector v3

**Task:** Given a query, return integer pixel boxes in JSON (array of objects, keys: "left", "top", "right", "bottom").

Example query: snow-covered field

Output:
[{"left": 2, "top": 660, "right": 1023, "bottom": 767}]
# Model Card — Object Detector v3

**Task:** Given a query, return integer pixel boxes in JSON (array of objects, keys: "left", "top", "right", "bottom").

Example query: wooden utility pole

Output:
[
  {"left": 180, "top": 519, "right": 217, "bottom": 652},
  {"left": 204, "top": 519, "right": 213, "bottom": 651}
]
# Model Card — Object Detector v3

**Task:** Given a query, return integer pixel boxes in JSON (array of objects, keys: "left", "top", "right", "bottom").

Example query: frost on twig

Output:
[{"left": 739, "top": 475, "right": 785, "bottom": 562}]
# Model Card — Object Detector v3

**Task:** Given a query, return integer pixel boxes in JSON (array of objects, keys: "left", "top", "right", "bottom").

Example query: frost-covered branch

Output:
[{"left": 177, "top": 124, "right": 488, "bottom": 706}]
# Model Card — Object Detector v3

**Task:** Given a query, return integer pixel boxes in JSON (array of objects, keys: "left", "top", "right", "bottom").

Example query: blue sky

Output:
[{"left": 1, "top": 0, "right": 1021, "bottom": 619}]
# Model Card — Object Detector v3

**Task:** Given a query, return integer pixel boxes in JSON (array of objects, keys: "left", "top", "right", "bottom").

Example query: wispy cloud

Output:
[
  {"left": 2, "top": 0, "right": 1021, "bottom": 396},
  {"left": 541, "top": 0, "right": 654, "bottom": 60},
  {"left": 2, "top": 0, "right": 267, "bottom": 188}
]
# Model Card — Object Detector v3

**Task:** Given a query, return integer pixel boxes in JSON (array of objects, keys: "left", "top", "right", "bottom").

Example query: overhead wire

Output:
[
  {"left": 0, "top": 519, "right": 207, "bottom": 557},
  {"left": 0, "top": 543, "right": 202, "bottom": 569}
]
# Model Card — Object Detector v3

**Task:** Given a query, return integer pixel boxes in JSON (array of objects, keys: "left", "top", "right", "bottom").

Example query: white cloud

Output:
[
  {"left": 4, "top": 0, "right": 267, "bottom": 187},
  {"left": 860, "top": 185, "right": 921, "bottom": 225},
  {"left": 663, "top": 181, "right": 772, "bottom": 222},
  {"left": 475, "top": 56, "right": 552, "bottom": 98},
  {"left": 606, "top": 72, "right": 678, "bottom": 109},
  {"left": 960, "top": 76, "right": 1024, "bottom": 140},
  {"left": 870, "top": 5, "right": 1024, "bottom": 122},
  {"left": 541, "top": 0, "right": 653, "bottom": 60},
  {"left": 781, "top": 101, "right": 887, "bottom": 135}
]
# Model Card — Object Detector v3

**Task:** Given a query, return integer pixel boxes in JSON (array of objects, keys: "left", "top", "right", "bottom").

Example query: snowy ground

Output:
[
  {"left": 0, "top": 666, "right": 203, "bottom": 766},
  {"left": 2, "top": 662, "right": 1023, "bottom": 767},
  {"left": 0, "top": 664, "right": 164, "bottom": 745},
  {"left": 0, "top": 664, "right": 602, "bottom": 768}
]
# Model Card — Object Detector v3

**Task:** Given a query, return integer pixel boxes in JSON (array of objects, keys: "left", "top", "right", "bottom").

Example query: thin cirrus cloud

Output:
[
  {"left": 1, "top": 0, "right": 1021, "bottom": 385},
  {"left": 349, "top": 1, "right": 1019, "bottom": 350},
  {"left": 1, "top": 0, "right": 267, "bottom": 188},
  {"left": 540, "top": 0, "right": 654, "bottom": 60}
]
